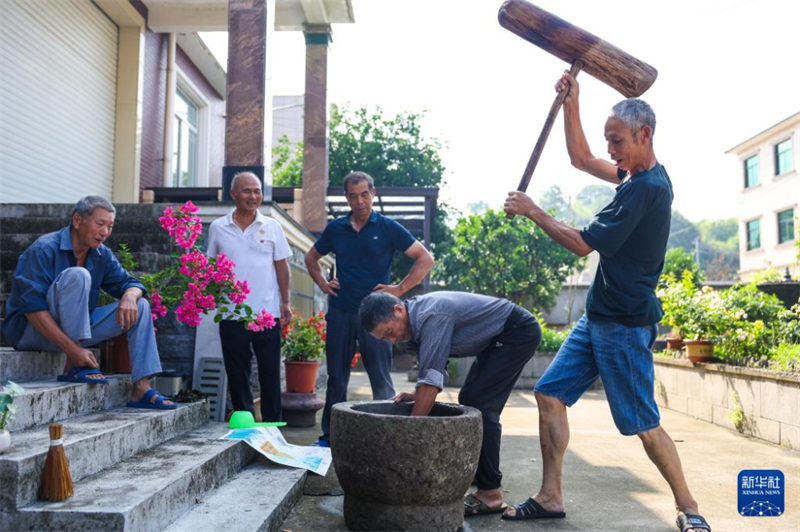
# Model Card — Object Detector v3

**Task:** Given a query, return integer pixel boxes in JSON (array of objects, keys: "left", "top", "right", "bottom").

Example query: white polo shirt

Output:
[{"left": 207, "top": 210, "right": 292, "bottom": 317}]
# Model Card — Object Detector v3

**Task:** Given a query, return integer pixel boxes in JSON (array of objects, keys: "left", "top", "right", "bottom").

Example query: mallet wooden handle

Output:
[{"left": 507, "top": 60, "right": 583, "bottom": 219}]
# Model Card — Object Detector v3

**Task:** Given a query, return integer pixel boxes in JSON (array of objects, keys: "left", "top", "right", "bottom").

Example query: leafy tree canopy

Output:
[{"left": 437, "top": 209, "right": 584, "bottom": 311}]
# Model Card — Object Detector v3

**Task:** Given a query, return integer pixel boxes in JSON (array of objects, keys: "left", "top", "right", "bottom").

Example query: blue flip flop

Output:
[
  {"left": 57, "top": 367, "right": 109, "bottom": 385},
  {"left": 126, "top": 389, "right": 177, "bottom": 410}
]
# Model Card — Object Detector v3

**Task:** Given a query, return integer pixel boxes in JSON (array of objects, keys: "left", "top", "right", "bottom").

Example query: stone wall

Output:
[{"left": 654, "top": 358, "right": 800, "bottom": 450}]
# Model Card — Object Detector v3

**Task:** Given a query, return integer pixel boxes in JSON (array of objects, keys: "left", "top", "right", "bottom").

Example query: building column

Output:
[
  {"left": 223, "top": 0, "right": 268, "bottom": 200},
  {"left": 301, "top": 25, "right": 331, "bottom": 234}
]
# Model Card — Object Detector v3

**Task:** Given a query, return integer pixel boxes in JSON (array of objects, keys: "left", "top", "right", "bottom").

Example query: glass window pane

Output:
[
  {"left": 778, "top": 209, "right": 795, "bottom": 244},
  {"left": 745, "top": 155, "right": 759, "bottom": 187},
  {"left": 776, "top": 139, "right": 793, "bottom": 175},
  {"left": 747, "top": 219, "right": 760, "bottom": 250}
]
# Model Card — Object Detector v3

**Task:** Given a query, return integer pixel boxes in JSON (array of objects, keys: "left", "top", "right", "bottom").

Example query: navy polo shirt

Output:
[
  {"left": 580, "top": 163, "right": 673, "bottom": 327},
  {"left": 314, "top": 211, "right": 416, "bottom": 313}
]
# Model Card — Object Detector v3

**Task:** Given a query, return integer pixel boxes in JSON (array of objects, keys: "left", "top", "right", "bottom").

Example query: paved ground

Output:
[{"left": 280, "top": 370, "right": 800, "bottom": 532}]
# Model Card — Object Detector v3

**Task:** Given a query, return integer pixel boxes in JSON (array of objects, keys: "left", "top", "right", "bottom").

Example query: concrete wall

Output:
[{"left": 654, "top": 358, "right": 800, "bottom": 450}]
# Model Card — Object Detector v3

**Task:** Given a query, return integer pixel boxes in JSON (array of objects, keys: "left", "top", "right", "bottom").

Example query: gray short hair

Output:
[
  {"left": 610, "top": 99, "right": 656, "bottom": 143},
  {"left": 72, "top": 196, "right": 115, "bottom": 219},
  {"left": 231, "top": 171, "right": 262, "bottom": 193},
  {"left": 343, "top": 171, "right": 375, "bottom": 193},
  {"left": 359, "top": 292, "right": 402, "bottom": 332}
]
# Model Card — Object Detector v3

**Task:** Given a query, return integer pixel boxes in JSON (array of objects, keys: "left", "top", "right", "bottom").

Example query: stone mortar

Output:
[{"left": 331, "top": 400, "right": 482, "bottom": 532}]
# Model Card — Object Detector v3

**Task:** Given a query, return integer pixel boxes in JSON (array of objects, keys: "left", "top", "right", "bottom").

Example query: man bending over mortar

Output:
[{"left": 359, "top": 290, "right": 541, "bottom": 517}]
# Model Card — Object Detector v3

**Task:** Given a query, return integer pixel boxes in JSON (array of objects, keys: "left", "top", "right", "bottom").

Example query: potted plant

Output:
[
  {"left": 0, "top": 381, "right": 24, "bottom": 453},
  {"left": 658, "top": 273, "right": 721, "bottom": 362},
  {"left": 282, "top": 311, "right": 326, "bottom": 393}
]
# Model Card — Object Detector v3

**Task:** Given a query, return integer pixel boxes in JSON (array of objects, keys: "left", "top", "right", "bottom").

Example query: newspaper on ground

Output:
[{"left": 221, "top": 426, "right": 332, "bottom": 476}]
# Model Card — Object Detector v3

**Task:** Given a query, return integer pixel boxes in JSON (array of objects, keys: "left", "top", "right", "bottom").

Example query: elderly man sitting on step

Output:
[{"left": 2, "top": 195, "right": 174, "bottom": 410}]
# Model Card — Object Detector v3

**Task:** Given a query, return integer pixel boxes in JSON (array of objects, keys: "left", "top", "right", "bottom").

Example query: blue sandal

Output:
[
  {"left": 57, "top": 367, "right": 109, "bottom": 385},
  {"left": 126, "top": 389, "right": 177, "bottom": 410}
]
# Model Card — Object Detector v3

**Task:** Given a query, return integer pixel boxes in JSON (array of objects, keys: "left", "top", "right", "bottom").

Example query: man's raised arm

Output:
[{"left": 559, "top": 72, "right": 621, "bottom": 184}]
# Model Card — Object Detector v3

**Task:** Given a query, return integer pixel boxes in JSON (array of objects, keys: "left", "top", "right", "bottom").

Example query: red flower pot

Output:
[
  {"left": 112, "top": 333, "right": 132, "bottom": 374},
  {"left": 665, "top": 337, "right": 684, "bottom": 351},
  {"left": 284, "top": 360, "right": 320, "bottom": 393}
]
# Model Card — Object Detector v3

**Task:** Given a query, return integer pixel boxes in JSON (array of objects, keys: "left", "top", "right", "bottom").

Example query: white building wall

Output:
[{"left": 735, "top": 116, "right": 800, "bottom": 281}]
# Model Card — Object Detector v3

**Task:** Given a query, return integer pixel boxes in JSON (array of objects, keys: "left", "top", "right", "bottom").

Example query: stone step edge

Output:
[
  {"left": 11, "top": 423, "right": 256, "bottom": 532},
  {"left": 0, "top": 401, "right": 209, "bottom": 512},
  {"left": 9, "top": 376, "right": 132, "bottom": 433},
  {"left": 162, "top": 460, "right": 307, "bottom": 532}
]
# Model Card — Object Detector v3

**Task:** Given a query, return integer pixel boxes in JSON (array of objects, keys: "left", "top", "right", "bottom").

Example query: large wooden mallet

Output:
[{"left": 499, "top": 0, "right": 657, "bottom": 218}]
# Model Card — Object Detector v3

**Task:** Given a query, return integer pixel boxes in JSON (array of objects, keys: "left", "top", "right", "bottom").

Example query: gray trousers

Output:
[
  {"left": 16, "top": 267, "right": 162, "bottom": 383},
  {"left": 320, "top": 304, "right": 396, "bottom": 441}
]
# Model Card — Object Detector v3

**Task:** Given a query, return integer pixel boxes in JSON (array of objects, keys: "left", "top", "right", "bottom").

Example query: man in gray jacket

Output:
[{"left": 359, "top": 291, "right": 541, "bottom": 517}]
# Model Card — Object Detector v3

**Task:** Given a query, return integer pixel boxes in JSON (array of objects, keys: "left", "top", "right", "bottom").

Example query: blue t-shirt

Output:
[
  {"left": 580, "top": 163, "right": 673, "bottom": 327},
  {"left": 314, "top": 211, "right": 416, "bottom": 313},
  {"left": 2, "top": 226, "right": 146, "bottom": 346}
]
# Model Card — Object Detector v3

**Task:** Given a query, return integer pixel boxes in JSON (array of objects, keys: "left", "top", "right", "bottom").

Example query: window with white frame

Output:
[
  {"left": 744, "top": 154, "right": 759, "bottom": 188},
  {"left": 778, "top": 208, "right": 795, "bottom": 244},
  {"left": 775, "top": 138, "right": 793, "bottom": 176},
  {"left": 172, "top": 89, "right": 199, "bottom": 187}
]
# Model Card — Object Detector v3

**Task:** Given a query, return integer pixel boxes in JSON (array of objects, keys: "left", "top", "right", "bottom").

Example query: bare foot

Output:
[
  {"left": 63, "top": 345, "right": 104, "bottom": 380},
  {"left": 130, "top": 380, "right": 175, "bottom": 406}
]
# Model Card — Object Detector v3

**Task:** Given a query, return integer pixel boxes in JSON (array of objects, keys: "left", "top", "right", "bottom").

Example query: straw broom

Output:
[{"left": 39, "top": 423, "right": 74, "bottom": 501}]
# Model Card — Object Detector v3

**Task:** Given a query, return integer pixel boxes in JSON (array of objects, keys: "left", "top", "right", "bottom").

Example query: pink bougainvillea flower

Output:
[{"left": 247, "top": 309, "right": 277, "bottom": 332}]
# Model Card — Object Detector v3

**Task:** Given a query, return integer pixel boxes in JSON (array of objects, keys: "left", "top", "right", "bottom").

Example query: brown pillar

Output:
[
  {"left": 301, "top": 25, "right": 331, "bottom": 234},
  {"left": 223, "top": 0, "right": 268, "bottom": 199}
]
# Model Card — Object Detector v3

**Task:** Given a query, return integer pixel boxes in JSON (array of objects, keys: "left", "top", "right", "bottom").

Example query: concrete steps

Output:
[
  {"left": 162, "top": 460, "right": 306, "bottom": 532},
  {"left": 9, "top": 377, "right": 131, "bottom": 432},
  {"left": 0, "top": 402, "right": 208, "bottom": 512},
  {"left": 6, "top": 424, "right": 256, "bottom": 532},
  {"left": 0, "top": 348, "right": 66, "bottom": 383}
]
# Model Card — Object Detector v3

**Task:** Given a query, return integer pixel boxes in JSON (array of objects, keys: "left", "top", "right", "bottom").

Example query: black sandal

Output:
[
  {"left": 676, "top": 513, "right": 711, "bottom": 532},
  {"left": 501, "top": 498, "right": 566, "bottom": 520}
]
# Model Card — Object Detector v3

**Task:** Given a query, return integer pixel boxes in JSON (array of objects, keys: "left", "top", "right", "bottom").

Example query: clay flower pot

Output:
[
  {"left": 284, "top": 360, "right": 320, "bottom": 393},
  {"left": 331, "top": 400, "right": 482, "bottom": 532},
  {"left": 665, "top": 337, "right": 684, "bottom": 351},
  {"left": 684, "top": 340, "right": 714, "bottom": 363}
]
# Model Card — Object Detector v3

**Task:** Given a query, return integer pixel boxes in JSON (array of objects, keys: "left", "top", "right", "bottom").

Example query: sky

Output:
[{"left": 201, "top": 0, "right": 800, "bottom": 223}]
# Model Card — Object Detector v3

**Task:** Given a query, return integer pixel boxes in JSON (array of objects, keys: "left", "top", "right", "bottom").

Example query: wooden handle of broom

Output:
[{"left": 507, "top": 60, "right": 583, "bottom": 220}]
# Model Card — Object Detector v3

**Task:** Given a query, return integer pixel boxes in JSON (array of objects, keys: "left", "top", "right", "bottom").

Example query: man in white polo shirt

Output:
[{"left": 207, "top": 172, "right": 293, "bottom": 422}]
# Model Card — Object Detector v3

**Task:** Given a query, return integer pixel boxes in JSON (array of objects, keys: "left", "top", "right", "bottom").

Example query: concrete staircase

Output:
[
  {"left": 0, "top": 347, "right": 306, "bottom": 532},
  {"left": 1, "top": 204, "right": 313, "bottom": 530}
]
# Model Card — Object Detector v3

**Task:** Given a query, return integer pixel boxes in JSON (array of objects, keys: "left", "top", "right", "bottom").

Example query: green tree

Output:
[
  {"left": 538, "top": 185, "right": 571, "bottom": 221},
  {"left": 667, "top": 211, "right": 700, "bottom": 252},
  {"left": 437, "top": 209, "right": 584, "bottom": 311},
  {"left": 661, "top": 247, "right": 705, "bottom": 287},
  {"left": 572, "top": 185, "right": 615, "bottom": 227},
  {"left": 271, "top": 135, "right": 303, "bottom": 187}
]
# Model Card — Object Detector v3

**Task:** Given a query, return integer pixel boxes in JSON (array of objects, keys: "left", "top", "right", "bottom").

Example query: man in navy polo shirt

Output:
[
  {"left": 305, "top": 171, "right": 435, "bottom": 447},
  {"left": 502, "top": 72, "right": 709, "bottom": 532}
]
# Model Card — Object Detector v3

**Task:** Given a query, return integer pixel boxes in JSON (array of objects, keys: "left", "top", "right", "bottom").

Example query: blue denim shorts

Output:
[{"left": 534, "top": 314, "right": 660, "bottom": 436}]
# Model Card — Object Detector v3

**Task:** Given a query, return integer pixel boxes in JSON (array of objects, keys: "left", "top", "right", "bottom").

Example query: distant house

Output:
[{"left": 726, "top": 112, "right": 799, "bottom": 282}]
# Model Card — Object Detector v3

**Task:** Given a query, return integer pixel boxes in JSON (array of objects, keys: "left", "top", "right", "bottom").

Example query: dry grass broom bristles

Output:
[{"left": 39, "top": 423, "right": 74, "bottom": 501}]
